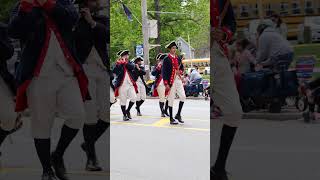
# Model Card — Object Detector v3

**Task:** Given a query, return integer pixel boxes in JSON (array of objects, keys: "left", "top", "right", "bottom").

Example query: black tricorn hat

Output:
[
  {"left": 117, "top": 50, "right": 130, "bottom": 57},
  {"left": 134, "top": 56, "right": 144, "bottom": 63},
  {"left": 165, "top": 41, "right": 178, "bottom": 49},
  {"left": 74, "top": 0, "right": 96, "bottom": 5},
  {"left": 156, "top": 53, "right": 162, "bottom": 60}
]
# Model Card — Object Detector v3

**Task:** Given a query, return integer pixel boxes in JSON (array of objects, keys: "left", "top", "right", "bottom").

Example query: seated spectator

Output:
[
  {"left": 255, "top": 23, "right": 294, "bottom": 72},
  {"left": 189, "top": 66, "right": 202, "bottom": 85},
  {"left": 271, "top": 14, "right": 288, "bottom": 39}
]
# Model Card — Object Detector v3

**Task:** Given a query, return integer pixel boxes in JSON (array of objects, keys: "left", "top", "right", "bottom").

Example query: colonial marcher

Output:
[
  {"left": 211, "top": 0, "right": 243, "bottom": 179},
  {"left": 133, "top": 56, "right": 147, "bottom": 116},
  {"left": 152, "top": 53, "right": 169, "bottom": 117},
  {"left": 0, "top": 22, "right": 19, "bottom": 151},
  {"left": 110, "top": 71, "right": 116, "bottom": 106},
  {"left": 9, "top": 0, "right": 89, "bottom": 179},
  {"left": 74, "top": 0, "right": 110, "bottom": 172},
  {"left": 113, "top": 50, "right": 138, "bottom": 121},
  {"left": 162, "top": 41, "right": 186, "bottom": 125}
]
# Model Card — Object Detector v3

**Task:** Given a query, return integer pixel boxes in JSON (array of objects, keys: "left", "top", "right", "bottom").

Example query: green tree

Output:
[
  {"left": 0, "top": 0, "right": 18, "bottom": 22},
  {"left": 110, "top": 0, "right": 209, "bottom": 66}
]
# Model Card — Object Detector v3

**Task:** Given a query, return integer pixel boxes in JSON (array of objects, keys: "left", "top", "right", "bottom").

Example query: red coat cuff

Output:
[
  {"left": 20, "top": 1, "right": 33, "bottom": 13},
  {"left": 221, "top": 26, "right": 233, "bottom": 43},
  {"left": 42, "top": 0, "right": 56, "bottom": 12}
]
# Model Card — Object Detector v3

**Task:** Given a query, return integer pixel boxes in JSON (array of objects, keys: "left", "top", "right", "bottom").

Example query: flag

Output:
[{"left": 122, "top": 3, "right": 133, "bottom": 22}]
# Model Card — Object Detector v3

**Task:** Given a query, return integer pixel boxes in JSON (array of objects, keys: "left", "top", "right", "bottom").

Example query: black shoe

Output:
[
  {"left": 126, "top": 111, "right": 132, "bottom": 119},
  {"left": 161, "top": 112, "right": 166, "bottom": 117},
  {"left": 123, "top": 115, "right": 129, "bottom": 121},
  {"left": 170, "top": 118, "right": 178, "bottom": 125},
  {"left": 86, "top": 158, "right": 102, "bottom": 171},
  {"left": 51, "top": 153, "right": 68, "bottom": 180},
  {"left": 164, "top": 111, "right": 170, "bottom": 117},
  {"left": 136, "top": 107, "right": 142, "bottom": 116},
  {"left": 211, "top": 170, "right": 229, "bottom": 180},
  {"left": 42, "top": 169, "right": 57, "bottom": 180},
  {"left": 175, "top": 114, "right": 184, "bottom": 123},
  {"left": 81, "top": 143, "right": 102, "bottom": 171}
]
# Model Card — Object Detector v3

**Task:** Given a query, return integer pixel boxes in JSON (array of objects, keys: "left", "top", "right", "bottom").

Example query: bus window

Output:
[
  {"left": 239, "top": 4, "right": 250, "bottom": 18},
  {"left": 292, "top": 0, "right": 301, "bottom": 15},
  {"left": 305, "top": 0, "right": 314, "bottom": 15},
  {"left": 280, "top": 2, "right": 289, "bottom": 15}
]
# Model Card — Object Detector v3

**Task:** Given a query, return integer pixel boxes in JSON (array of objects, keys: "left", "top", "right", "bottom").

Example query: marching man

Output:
[
  {"left": 0, "top": 22, "right": 20, "bottom": 151},
  {"left": 211, "top": 0, "right": 243, "bottom": 179},
  {"left": 133, "top": 56, "right": 147, "bottom": 116},
  {"left": 113, "top": 50, "right": 138, "bottom": 121},
  {"left": 9, "top": 0, "right": 89, "bottom": 179},
  {"left": 74, "top": 0, "right": 109, "bottom": 172},
  {"left": 162, "top": 41, "right": 186, "bottom": 125},
  {"left": 152, "top": 53, "right": 169, "bottom": 117}
]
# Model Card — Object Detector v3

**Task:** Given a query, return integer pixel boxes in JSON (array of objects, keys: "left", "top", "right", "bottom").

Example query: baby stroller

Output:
[{"left": 239, "top": 60, "right": 299, "bottom": 113}]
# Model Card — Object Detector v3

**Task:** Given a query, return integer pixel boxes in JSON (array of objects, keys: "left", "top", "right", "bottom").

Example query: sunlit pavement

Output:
[{"left": 111, "top": 99, "right": 210, "bottom": 180}]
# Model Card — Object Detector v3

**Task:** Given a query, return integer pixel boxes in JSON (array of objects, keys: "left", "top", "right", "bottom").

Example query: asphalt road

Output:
[
  {"left": 212, "top": 118, "right": 320, "bottom": 180},
  {"left": 110, "top": 99, "right": 210, "bottom": 180}
]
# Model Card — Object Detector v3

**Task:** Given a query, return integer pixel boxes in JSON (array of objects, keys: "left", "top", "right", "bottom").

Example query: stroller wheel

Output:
[{"left": 295, "top": 97, "right": 308, "bottom": 112}]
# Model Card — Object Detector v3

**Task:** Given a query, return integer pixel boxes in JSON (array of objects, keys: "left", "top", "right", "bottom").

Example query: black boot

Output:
[
  {"left": 159, "top": 102, "right": 165, "bottom": 117},
  {"left": 0, "top": 127, "right": 10, "bottom": 147},
  {"left": 169, "top": 106, "right": 178, "bottom": 125},
  {"left": 164, "top": 101, "right": 169, "bottom": 116},
  {"left": 82, "top": 124, "right": 102, "bottom": 171},
  {"left": 213, "top": 125, "right": 237, "bottom": 177},
  {"left": 126, "top": 101, "right": 135, "bottom": 119},
  {"left": 42, "top": 168, "right": 57, "bottom": 180},
  {"left": 34, "top": 139, "right": 53, "bottom": 179},
  {"left": 52, "top": 125, "right": 79, "bottom": 180},
  {"left": 210, "top": 168, "right": 229, "bottom": 180},
  {"left": 121, "top": 105, "right": 129, "bottom": 121},
  {"left": 175, "top": 101, "right": 184, "bottom": 123},
  {"left": 136, "top": 101, "right": 142, "bottom": 116}
]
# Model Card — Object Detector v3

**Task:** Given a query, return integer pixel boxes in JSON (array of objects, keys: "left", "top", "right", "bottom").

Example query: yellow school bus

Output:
[
  {"left": 231, "top": 0, "right": 320, "bottom": 39},
  {"left": 182, "top": 58, "right": 210, "bottom": 75}
]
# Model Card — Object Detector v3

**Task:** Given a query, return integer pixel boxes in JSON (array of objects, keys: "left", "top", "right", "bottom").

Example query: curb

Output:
[{"left": 243, "top": 112, "right": 303, "bottom": 121}]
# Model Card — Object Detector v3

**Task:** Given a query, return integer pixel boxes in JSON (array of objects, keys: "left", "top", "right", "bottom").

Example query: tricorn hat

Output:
[
  {"left": 117, "top": 50, "right": 130, "bottom": 57},
  {"left": 133, "top": 56, "right": 144, "bottom": 63},
  {"left": 165, "top": 41, "right": 178, "bottom": 49}
]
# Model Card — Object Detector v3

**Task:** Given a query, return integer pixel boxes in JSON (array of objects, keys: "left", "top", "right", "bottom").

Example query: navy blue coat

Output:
[
  {"left": 112, "top": 61, "right": 138, "bottom": 96},
  {"left": 162, "top": 55, "right": 184, "bottom": 87},
  {"left": 8, "top": 0, "right": 88, "bottom": 112}
]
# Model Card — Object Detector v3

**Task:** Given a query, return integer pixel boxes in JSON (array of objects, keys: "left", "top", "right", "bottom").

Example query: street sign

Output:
[
  {"left": 136, "top": 44, "right": 144, "bottom": 56},
  {"left": 148, "top": 20, "right": 158, "bottom": 38}
]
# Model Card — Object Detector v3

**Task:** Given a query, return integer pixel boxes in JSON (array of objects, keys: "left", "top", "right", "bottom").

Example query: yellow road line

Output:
[
  {"left": 111, "top": 121, "right": 209, "bottom": 132},
  {"left": 152, "top": 118, "right": 169, "bottom": 127},
  {"left": 110, "top": 114, "right": 209, "bottom": 122}
]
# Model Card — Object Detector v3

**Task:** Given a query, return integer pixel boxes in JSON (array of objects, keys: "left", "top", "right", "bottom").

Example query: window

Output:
[
  {"left": 305, "top": 0, "right": 314, "bottom": 14},
  {"left": 253, "top": 4, "right": 259, "bottom": 17},
  {"left": 239, "top": 4, "right": 250, "bottom": 18},
  {"left": 265, "top": 3, "right": 274, "bottom": 17},
  {"left": 292, "top": 0, "right": 301, "bottom": 15},
  {"left": 280, "top": 2, "right": 289, "bottom": 15}
]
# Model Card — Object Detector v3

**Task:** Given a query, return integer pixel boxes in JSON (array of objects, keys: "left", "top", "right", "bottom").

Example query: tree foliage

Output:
[
  {"left": 0, "top": 0, "right": 18, "bottom": 22},
  {"left": 110, "top": 0, "right": 209, "bottom": 65}
]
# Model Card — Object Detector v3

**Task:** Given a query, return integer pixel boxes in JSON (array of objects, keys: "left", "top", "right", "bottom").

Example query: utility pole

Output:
[{"left": 141, "top": 0, "right": 150, "bottom": 80}]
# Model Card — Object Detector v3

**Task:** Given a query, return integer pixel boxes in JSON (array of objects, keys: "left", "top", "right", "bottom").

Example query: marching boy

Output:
[
  {"left": 9, "top": 0, "right": 89, "bottom": 179},
  {"left": 133, "top": 56, "right": 147, "bottom": 116},
  {"left": 113, "top": 50, "right": 138, "bottom": 121},
  {"left": 74, "top": 0, "right": 110, "bottom": 172},
  {"left": 152, "top": 53, "right": 169, "bottom": 117},
  {"left": 162, "top": 41, "right": 186, "bottom": 125},
  {"left": 0, "top": 22, "right": 19, "bottom": 151},
  {"left": 211, "top": 0, "right": 243, "bottom": 179}
]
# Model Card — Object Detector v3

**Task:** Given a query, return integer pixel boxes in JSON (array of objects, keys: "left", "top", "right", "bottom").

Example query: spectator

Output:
[
  {"left": 271, "top": 14, "right": 288, "bottom": 39},
  {"left": 189, "top": 65, "right": 202, "bottom": 85},
  {"left": 255, "top": 23, "right": 294, "bottom": 71},
  {"left": 235, "top": 39, "right": 256, "bottom": 74},
  {"left": 183, "top": 73, "right": 190, "bottom": 87}
]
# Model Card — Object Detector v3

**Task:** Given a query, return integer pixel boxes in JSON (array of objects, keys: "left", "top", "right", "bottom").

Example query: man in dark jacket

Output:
[
  {"left": 211, "top": 0, "right": 243, "bottom": 180},
  {"left": 74, "top": 0, "right": 109, "bottom": 172},
  {"left": 162, "top": 41, "right": 186, "bottom": 125},
  {"left": 113, "top": 50, "right": 138, "bottom": 121},
  {"left": 0, "top": 22, "right": 18, "bottom": 153},
  {"left": 9, "top": 0, "right": 89, "bottom": 179}
]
